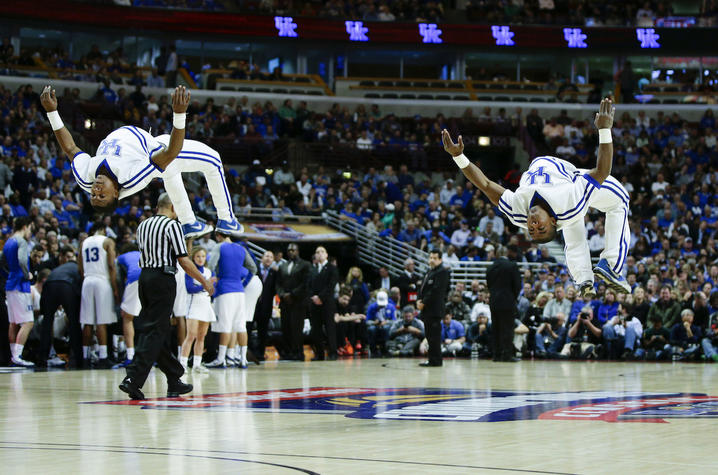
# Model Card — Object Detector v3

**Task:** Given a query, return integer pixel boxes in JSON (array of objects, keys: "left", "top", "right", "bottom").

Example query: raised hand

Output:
[
  {"left": 441, "top": 129, "right": 464, "bottom": 157},
  {"left": 40, "top": 85, "right": 57, "bottom": 112},
  {"left": 171, "top": 86, "right": 190, "bottom": 114},
  {"left": 594, "top": 97, "right": 615, "bottom": 129}
]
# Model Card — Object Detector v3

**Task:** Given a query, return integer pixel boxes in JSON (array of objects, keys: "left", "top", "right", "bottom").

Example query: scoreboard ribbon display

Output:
[{"left": 1, "top": 0, "right": 712, "bottom": 53}]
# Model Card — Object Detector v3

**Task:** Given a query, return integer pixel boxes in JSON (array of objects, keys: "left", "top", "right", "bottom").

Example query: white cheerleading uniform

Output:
[
  {"left": 70, "top": 126, "right": 235, "bottom": 225},
  {"left": 186, "top": 267, "right": 216, "bottom": 323},
  {"left": 497, "top": 156, "right": 630, "bottom": 284},
  {"left": 80, "top": 234, "right": 116, "bottom": 325}
]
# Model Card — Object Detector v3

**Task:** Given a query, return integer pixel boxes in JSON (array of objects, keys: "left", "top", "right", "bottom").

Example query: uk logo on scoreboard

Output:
[
  {"left": 491, "top": 25, "right": 515, "bottom": 46},
  {"left": 563, "top": 28, "right": 587, "bottom": 48},
  {"left": 274, "top": 17, "right": 298, "bottom": 38},
  {"left": 91, "top": 388, "right": 718, "bottom": 423},
  {"left": 346, "top": 21, "right": 369, "bottom": 42},
  {"left": 419, "top": 23, "right": 443, "bottom": 44},
  {"left": 637, "top": 28, "right": 661, "bottom": 48}
]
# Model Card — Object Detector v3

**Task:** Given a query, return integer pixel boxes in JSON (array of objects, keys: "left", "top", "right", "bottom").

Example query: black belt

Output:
[{"left": 142, "top": 266, "right": 177, "bottom": 275}]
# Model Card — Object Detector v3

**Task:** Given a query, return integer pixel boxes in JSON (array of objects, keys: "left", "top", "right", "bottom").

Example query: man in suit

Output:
[
  {"left": 308, "top": 246, "right": 339, "bottom": 360},
  {"left": 254, "top": 250, "right": 278, "bottom": 361},
  {"left": 417, "top": 250, "right": 450, "bottom": 367},
  {"left": 487, "top": 245, "right": 522, "bottom": 362},
  {"left": 395, "top": 258, "right": 421, "bottom": 308},
  {"left": 374, "top": 266, "right": 392, "bottom": 291},
  {"left": 277, "top": 243, "right": 311, "bottom": 361}
]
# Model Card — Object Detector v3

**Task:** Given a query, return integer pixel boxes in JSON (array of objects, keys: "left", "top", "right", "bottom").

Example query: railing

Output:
[
  {"left": 236, "top": 207, "right": 324, "bottom": 223},
  {"left": 324, "top": 210, "right": 545, "bottom": 286},
  {"left": 245, "top": 240, "right": 269, "bottom": 261}
]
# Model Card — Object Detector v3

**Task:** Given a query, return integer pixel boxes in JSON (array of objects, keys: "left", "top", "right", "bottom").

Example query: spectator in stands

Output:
[
  {"left": 597, "top": 289, "right": 619, "bottom": 324},
  {"left": 445, "top": 290, "right": 472, "bottom": 329},
  {"left": 566, "top": 306, "right": 603, "bottom": 357},
  {"left": 648, "top": 285, "right": 682, "bottom": 328},
  {"left": 543, "top": 286, "right": 572, "bottom": 320},
  {"left": 366, "top": 290, "right": 396, "bottom": 356},
  {"left": 395, "top": 258, "right": 421, "bottom": 308},
  {"left": 432, "top": 312, "right": 465, "bottom": 357},
  {"left": 387, "top": 305, "right": 424, "bottom": 356},
  {"left": 669, "top": 309, "right": 702, "bottom": 360}
]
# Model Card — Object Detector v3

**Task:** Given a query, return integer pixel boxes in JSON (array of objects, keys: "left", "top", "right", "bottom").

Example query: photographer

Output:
[
  {"left": 366, "top": 290, "right": 397, "bottom": 357},
  {"left": 635, "top": 318, "right": 671, "bottom": 360},
  {"left": 562, "top": 306, "right": 602, "bottom": 359},
  {"left": 534, "top": 312, "right": 567, "bottom": 358},
  {"left": 387, "top": 305, "right": 424, "bottom": 357},
  {"left": 601, "top": 303, "right": 643, "bottom": 360}
]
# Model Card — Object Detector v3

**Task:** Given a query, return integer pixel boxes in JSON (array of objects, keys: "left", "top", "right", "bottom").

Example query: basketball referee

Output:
[{"left": 119, "top": 193, "right": 215, "bottom": 400}]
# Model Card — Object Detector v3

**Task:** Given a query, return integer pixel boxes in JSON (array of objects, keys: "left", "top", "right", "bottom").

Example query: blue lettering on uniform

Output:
[
  {"left": 97, "top": 139, "right": 121, "bottom": 157},
  {"left": 527, "top": 166, "right": 551, "bottom": 185}
]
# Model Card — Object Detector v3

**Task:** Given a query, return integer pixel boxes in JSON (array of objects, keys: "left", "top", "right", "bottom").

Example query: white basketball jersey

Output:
[
  {"left": 71, "top": 126, "right": 165, "bottom": 200},
  {"left": 82, "top": 234, "right": 110, "bottom": 279},
  {"left": 497, "top": 156, "right": 599, "bottom": 231}
]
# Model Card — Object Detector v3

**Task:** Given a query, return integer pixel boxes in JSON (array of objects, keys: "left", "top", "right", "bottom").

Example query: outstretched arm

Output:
[
  {"left": 442, "top": 129, "right": 506, "bottom": 206},
  {"left": 588, "top": 97, "right": 615, "bottom": 185},
  {"left": 40, "top": 86, "right": 82, "bottom": 160},
  {"left": 150, "top": 86, "right": 190, "bottom": 171}
]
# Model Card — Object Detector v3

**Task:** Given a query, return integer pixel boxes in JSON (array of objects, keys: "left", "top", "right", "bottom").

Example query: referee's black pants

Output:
[
  {"left": 39, "top": 281, "right": 82, "bottom": 363},
  {"left": 126, "top": 269, "right": 184, "bottom": 388}
]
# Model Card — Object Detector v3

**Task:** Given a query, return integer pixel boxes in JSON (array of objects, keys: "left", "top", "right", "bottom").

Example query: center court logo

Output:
[{"left": 89, "top": 388, "right": 718, "bottom": 423}]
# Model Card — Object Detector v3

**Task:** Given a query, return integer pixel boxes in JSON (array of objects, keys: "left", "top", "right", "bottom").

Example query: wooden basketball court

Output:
[{"left": 1, "top": 359, "right": 717, "bottom": 474}]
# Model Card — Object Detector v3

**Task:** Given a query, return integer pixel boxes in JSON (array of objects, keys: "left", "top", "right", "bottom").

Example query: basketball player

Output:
[
  {"left": 114, "top": 244, "right": 141, "bottom": 368},
  {"left": 443, "top": 98, "right": 630, "bottom": 296},
  {"left": 3, "top": 217, "right": 35, "bottom": 367},
  {"left": 205, "top": 232, "right": 257, "bottom": 369},
  {"left": 79, "top": 222, "right": 119, "bottom": 368},
  {"left": 40, "top": 85, "right": 242, "bottom": 239}
]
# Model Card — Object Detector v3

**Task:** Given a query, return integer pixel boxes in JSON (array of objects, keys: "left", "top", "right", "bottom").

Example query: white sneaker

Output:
[
  {"left": 204, "top": 358, "right": 226, "bottom": 369},
  {"left": 47, "top": 356, "right": 66, "bottom": 367},
  {"left": 193, "top": 364, "right": 209, "bottom": 374},
  {"left": 12, "top": 356, "right": 35, "bottom": 367}
]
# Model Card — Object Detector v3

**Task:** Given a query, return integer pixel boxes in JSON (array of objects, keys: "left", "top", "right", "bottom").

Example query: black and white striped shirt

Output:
[{"left": 136, "top": 214, "right": 187, "bottom": 268}]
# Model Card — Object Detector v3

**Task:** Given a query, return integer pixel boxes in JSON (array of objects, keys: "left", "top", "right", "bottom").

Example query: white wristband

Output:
[
  {"left": 173, "top": 112, "right": 186, "bottom": 129},
  {"left": 47, "top": 111, "right": 64, "bottom": 131},
  {"left": 598, "top": 129, "right": 612, "bottom": 144},
  {"left": 453, "top": 153, "right": 470, "bottom": 169}
]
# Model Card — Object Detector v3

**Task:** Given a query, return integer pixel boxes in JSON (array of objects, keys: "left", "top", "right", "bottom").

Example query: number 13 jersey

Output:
[
  {"left": 82, "top": 234, "right": 109, "bottom": 279},
  {"left": 496, "top": 155, "right": 601, "bottom": 230}
]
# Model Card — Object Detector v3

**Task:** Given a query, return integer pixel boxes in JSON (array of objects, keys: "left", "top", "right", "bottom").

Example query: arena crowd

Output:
[{"left": 1, "top": 79, "right": 718, "bottom": 368}]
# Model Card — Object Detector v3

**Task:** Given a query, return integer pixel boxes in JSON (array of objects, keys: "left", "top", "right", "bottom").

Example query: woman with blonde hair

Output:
[{"left": 180, "top": 247, "right": 216, "bottom": 373}]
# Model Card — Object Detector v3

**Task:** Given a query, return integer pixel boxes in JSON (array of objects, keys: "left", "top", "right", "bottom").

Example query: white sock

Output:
[
  {"left": 240, "top": 345, "right": 248, "bottom": 364},
  {"left": 218, "top": 345, "right": 227, "bottom": 362},
  {"left": 177, "top": 346, "right": 182, "bottom": 357},
  {"left": 83, "top": 346, "right": 90, "bottom": 359},
  {"left": 98, "top": 345, "right": 108, "bottom": 360},
  {"left": 93, "top": 343, "right": 99, "bottom": 354},
  {"left": 180, "top": 356, "right": 188, "bottom": 367},
  {"left": 16, "top": 344, "right": 24, "bottom": 359},
  {"left": 229, "top": 347, "right": 236, "bottom": 360},
  {"left": 126, "top": 347, "right": 135, "bottom": 360},
  {"left": 10, "top": 343, "right": 17, "bottom": 359},
  {"left": 193, "top": 356, "right": 202, "bottom": 368}
]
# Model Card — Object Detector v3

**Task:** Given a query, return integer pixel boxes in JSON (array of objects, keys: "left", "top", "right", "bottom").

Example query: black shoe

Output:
[
  {"left": 93, "top": 358, "right": 113, "bottom": 369},
  {"left": 327, "top": 353, "right": 338, "bottom": 361},
  {"left": 167, "top": 379, "right": 193, "bottom": 397},
  {"left": 501, "top": 357, "right": 521, "bottom": 362},
  {"left": 311, "top": 356, "right": 325, "bottom": 361},
  {"left": 419, "top": 361, "right": 442, "bottom": 367},
  {"left": 119, "top": 377, "right": 145, "bottom": 400}
]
